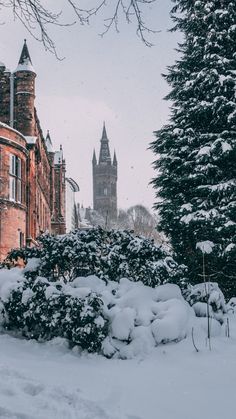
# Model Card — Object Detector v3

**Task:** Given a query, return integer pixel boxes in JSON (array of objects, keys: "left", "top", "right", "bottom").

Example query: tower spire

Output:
[
  {"left": 102, "top": 121, "right": 108, "bottom": 140},
  {"left": 19, "top": 39, "right": 32, "bottom": 65},
  {"left": 99, "top": 122, "right": 111, "bottom": 163}
]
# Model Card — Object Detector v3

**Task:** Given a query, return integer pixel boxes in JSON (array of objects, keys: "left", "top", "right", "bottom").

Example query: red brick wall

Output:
[
  {"left": 0, "top": 124, "right": 27, "bottom": 259},
  {"left": 14, "top": 71, "right": 36, "bottom": 136},
  {"left": 0, "top": 205, "right": 26, "bottom": 260}
]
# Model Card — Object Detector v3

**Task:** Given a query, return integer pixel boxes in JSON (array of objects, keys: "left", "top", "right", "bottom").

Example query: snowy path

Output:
[{"left": 0, "top": 326, "right": 236, "bottom": 419}]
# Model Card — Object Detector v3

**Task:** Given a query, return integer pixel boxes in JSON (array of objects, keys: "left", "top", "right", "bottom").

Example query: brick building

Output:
[{"left": 0, "top": 41, "right": 66, "bottom": 260}]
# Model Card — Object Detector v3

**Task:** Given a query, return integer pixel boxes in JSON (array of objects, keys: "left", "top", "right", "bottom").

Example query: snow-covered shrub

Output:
[
  {"left": 0, "top": 271, "right": 108, "bottom": 352},
  {"left": 227, "top": 298, "right": 236, "bottom": 314},
  {"left": 0, "top": 268, "right": 193, "bottom": 358},
  {"left": 185, "top": 282, "right": 226, "bottom": 324},
  {"left": 101, "top": 279, "right": 192, "bottom": 358},
  {"left": 6, "top": 227, "right": 186, "bottom": 287}
]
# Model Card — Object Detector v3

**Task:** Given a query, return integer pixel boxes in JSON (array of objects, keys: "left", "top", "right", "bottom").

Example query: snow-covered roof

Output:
[
  {"left": 14, "top": 59, "right": 36, "bottom": 74},
  {"left": 25, "top": 136, "right": 37, "bottom": 145}
]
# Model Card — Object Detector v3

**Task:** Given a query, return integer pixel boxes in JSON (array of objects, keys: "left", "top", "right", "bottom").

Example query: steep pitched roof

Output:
[{"left": 15, "top": 40, "right": 35, "bottom": 73}]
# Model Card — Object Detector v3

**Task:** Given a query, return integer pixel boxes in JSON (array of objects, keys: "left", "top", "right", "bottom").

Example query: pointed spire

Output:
[
  {"left": 45, "top": 130, "right": 53, "bottom": 152},
  {"left": 102, "top": 121, "right": 108, "bottom": 141},
  {"left": 19, "top": 39, "right": 32, "bottom": 65},
  {"left": 92, "top": 149, "right": 97, "bottom": 165},
  {"left": 99, "top": 123, "right": 111, "bottom": 164},
  {"left": 15, "top": 40, "right": 35, "bottom": 73},
  {"left": 113, "top": 150, "right": 117, "bottom": 167}
]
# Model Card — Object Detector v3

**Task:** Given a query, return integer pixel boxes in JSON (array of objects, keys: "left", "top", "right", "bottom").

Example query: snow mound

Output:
[{"left": 151, "top": 299, "right": 191, "bottom": 344}]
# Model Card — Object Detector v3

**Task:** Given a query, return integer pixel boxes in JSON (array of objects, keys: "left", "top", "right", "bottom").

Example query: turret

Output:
[{"left": 14, "top": 40, "right": 36, "bottom": 136}]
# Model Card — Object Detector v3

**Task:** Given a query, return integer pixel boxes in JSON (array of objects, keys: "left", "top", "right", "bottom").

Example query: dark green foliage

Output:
[
  {"left": 3, "top": 276, "right": 108, "bottom": 352},
  {"left": 7, "top": 227, "right": 186, "bottom": 287},
  {"left": 150, "top": 0, "right": 236, "bottom": 296}
]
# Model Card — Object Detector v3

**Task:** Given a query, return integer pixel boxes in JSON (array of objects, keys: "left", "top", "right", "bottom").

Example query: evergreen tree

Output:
[{"left": 151, "top": 0, "right": 236, "bottom": 297}]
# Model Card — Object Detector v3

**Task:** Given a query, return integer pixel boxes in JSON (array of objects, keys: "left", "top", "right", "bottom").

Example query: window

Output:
[
  {"left": 19, "top": 232, "right": 24, "bottom": 248},
  {"left": 9, "top": 154, "right": 22, "bottom": 202}
]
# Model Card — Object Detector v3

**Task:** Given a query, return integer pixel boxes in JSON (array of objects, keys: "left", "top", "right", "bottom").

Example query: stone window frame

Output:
[{"left": 9, "top": 153, "right": 22, "bottom": 203}]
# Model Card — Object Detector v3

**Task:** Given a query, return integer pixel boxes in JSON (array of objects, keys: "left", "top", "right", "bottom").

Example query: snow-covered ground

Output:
[{"left": 1, "top": 318, "right": 236, "bottom": 419}]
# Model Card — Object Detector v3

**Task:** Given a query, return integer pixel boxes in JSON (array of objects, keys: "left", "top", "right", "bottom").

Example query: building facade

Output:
[
  {"left": 92, "top": 124, "right": 118, "bottom": 222},
  {"left": 0, "top": 41, "right": 66, "bottom": 260}
]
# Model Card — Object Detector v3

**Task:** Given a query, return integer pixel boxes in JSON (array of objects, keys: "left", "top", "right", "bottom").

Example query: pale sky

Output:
[{"left": 0, "top": 0, "right": 181, "bottom": 211}]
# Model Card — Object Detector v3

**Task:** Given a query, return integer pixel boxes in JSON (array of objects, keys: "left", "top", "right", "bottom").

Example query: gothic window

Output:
[
  {"left": 9, "top": 153, "right": 22, "bottom": 203},
  {"left": 104, "top": 187, "right": 108, "bottom": 196}
]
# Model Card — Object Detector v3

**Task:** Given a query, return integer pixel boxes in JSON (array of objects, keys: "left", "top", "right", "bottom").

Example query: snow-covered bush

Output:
[
  {"left": 0, "top": 269, "right": 108, "bottom": 352},
  {"left": 227, "top": 297, "right": 236, "bottom": 314},
  {"left": 102, "top": 280, "right": 192, "bottom": 358},
  {"left": 0, "top": 266, "right": 194, "bottom": 358},
  {"left": 185, "top": 282, "right": 226, "bottom": 324},
  {"left": 6, "top": 227, "right": 186, "bottom": 287}
]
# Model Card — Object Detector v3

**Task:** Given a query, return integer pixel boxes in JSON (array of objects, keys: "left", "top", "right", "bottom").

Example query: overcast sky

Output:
[{"left": 0, "top": 0, "right": 181, "bottom": 211}]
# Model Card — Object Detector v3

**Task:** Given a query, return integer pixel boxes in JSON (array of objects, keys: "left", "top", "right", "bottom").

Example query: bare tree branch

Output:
[{"left": 0, "top": 0, "right": 159, "bottom": 56}]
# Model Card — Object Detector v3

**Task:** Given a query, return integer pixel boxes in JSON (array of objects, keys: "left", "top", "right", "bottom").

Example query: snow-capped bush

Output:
[
  {"left": 100, "top": 279, "right": 192, "bottom": 358},
  {"left": 0, "top": 270, "right": 108, "bottom": 352},
  {"left": 6, "top": 227, "right": 186, "bottom": 287},
  {"left": 0, "top": 266, "right": 194, "bottom": 358},
  {"left": 227, "top": 298, "right": 236, "bottom": 314},
  {"left": 185, "top": 282, "right": 226, "bottom": 324}
]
